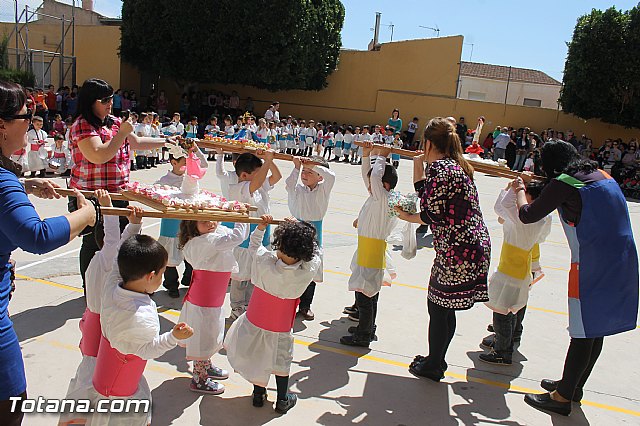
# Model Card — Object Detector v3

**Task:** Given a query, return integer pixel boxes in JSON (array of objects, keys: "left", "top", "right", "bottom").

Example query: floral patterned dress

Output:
[{"left": 415, "top": 158, "right": 491, "bottom": 310}]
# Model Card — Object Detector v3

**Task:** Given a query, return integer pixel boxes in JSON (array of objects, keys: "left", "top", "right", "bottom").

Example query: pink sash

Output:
[
  {"left": 246, "top": 287, "right": 299, "bottom": 332},
  {"left": 183, "top": 270, "right": 232, "bottom": 308},
  {"left": 78, "top": 308, "right": 101, "bottom": 357},
  {"left": 93, "top": 335, "right": 146, "bottom": 397}
]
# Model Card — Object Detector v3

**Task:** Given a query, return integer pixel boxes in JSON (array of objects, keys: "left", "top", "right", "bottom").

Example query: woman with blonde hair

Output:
[{"left": 395, "top": 117, "right": 491, "bottom": 382}]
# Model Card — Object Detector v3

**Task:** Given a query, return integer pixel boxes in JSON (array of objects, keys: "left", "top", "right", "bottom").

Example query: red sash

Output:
[
  {"left": 13, "top": 148, "right": 25, "bottom": 156},
  {"left": 53, "top": 151, "right": 66, "bottom": 158},
  {"left": 30, "top": 143, "right": 43, "bottom": 151},
  {"left": 183, "top": 270, "right": 232, "bottom": 308},
  {"left": 93, "top": 335, "right": 146, "bottom": 397},
  {"left": 246, "top": 287, "right": 299, "bottom": 332},
  {"left": 78, "top": 308, "right": 101, "bottom": 357}
]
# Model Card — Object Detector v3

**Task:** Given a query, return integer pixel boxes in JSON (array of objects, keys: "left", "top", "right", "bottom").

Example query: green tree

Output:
[
  {"left": 561, "top": 6, "right": 640, "bottom": 127},
  {"left": 120, "top": 0, "right": 345, "bottom": 91}
]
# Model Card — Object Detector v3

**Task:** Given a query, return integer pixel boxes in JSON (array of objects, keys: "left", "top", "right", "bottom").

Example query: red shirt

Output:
[
  {"left": 465, "top": 144, "right": 484, "bottom": 155},
  {"left": 45, "top": 92, "right": 57, "bottom": 110},
  {"left": 69, "top": 115, "right": 131, "bottom": 192}
]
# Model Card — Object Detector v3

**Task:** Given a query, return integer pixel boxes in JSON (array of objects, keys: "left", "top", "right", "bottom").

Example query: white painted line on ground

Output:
[{"left": 16, "top": 221, "right": 160, "bottom": 271}]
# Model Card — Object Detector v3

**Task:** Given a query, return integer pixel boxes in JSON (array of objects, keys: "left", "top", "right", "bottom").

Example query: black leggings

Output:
[
  {"left": 254, "top": 375, "right": 289, "bottom": 400},
  {"left": 0, "top": 391, "right": 27, "bottom": 426},
  {"left": 425, "top": 300, "right": 456, "bottom": 371},
  {"left": 556, "top": 337, "right": 604, "bottom": 400}
]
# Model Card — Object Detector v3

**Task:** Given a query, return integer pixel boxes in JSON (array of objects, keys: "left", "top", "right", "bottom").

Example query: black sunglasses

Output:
[
  {"left": 2, "top": 108, "right": 33, "bottom": 122},
  {"left": 99, "top": 95, "right": 114, "bottom": 104}
]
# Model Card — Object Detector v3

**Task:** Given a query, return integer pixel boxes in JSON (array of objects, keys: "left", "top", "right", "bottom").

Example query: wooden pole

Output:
[{"left": 101, "top": 207, "right": 284, "bottom": 225}]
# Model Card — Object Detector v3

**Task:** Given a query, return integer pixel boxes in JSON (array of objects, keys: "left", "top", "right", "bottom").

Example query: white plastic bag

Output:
[{"left": 401, "top": 222, "right": 418, "bottom": 260}]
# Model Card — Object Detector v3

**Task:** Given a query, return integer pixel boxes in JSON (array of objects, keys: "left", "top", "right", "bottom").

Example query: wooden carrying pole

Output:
[
  {"left": 53, "top": 188, "right": 259, "bottom": 212},
  {"left": 352, "top": 141, "right": 544, "bottom": 181},
  {"left": 196, "top": 140, "right": 322, "bottom": 165},
  {"left": 101, "top": 207, "right": 284, "bottom": 225}
]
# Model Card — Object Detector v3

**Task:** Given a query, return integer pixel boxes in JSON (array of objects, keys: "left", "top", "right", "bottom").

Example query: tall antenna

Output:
[
  {"left": 387, "top": 22, "right": 395, "bottom": 42},
  {"left": 418, "top": 25, "right": 440, "bottom": 37}
]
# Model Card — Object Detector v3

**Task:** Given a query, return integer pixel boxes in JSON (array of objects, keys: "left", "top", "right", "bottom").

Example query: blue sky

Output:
[{"left": 5, "top": 0, "right": 639, "bottom": 81}]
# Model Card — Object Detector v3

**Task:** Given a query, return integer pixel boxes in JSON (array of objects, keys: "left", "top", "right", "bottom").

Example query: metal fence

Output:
[{"left": 7, "top": 47, "right": 76, "bottom": 88}]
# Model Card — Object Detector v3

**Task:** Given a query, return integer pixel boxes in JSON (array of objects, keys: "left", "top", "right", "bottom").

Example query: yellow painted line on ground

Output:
[{"left": 16, "top": 274, "right": 640, "bottom": 417}]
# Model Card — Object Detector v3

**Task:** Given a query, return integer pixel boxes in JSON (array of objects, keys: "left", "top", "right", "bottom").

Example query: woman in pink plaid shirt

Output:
[{"left": 68, "top": 78, "right": 168, "bottom": 287}]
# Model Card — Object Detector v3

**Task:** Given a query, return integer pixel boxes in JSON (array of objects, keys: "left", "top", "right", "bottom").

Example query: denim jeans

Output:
[
  {"left": 513, "top": 154, "right": 527, "bottom": 171},
  {"left": 492, "top": 306, "right": 527, "bottom": 360},
  {"left": 493, "top": 148, "right": 506, "bottom": 161},
  {"left": 355, "top": 291, "right": 379, "bottom": 341}
]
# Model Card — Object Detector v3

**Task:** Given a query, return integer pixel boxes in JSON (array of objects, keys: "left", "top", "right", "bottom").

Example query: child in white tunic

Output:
[
  {"left": 214, "top": 148, "right": 239, "bottom": 199},
  {"left": 59, "top": 193, "right": 142, "bottom": 426},
  {"left": 227, "top": 151, "right": 282, "bottom": 320},
  {"left": 285, "top": 156, "right": 335, "bottom": 320},
  {"left": 155, "top": 142, "right": 208, "bottom": 298},
  {"left": 26, "top": 115, "right": 47, "bottom": 177},
  {"left": 49, "top": 134, "right": 71, "bottom": 175},
  {"left": 88, "top": 235, "right": 193, "bottom": 426},
  {"left": 341, "top": 144, "right": 398, "bottom": 347},
  {"left": 224, "top": 218, "right": 321, "bottom": 414},
  {"left": 177, "top": 219, "right": 248, "bottom": 394},
  {"left": 480, "top": 181, "right": 551, "bottom": 365}
]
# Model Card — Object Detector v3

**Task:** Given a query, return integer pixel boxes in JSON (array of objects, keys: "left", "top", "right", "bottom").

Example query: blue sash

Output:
[
  {"left": 297, "top": 219, "right": 323, "bottom": 246},
  {"left": 222, "top": 222, "right": 271, "bottom": 248},
  {"left": 159, "top": 219, "right": 180, "bottom": 238}
]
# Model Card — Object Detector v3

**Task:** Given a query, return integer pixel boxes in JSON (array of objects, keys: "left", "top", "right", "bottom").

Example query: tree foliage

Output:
[
  {"left": 561, "top": 6, "right": 640, "bottom": 128},
  {"left": 120, "top": 0, "right": 345, "bottom": 91}
]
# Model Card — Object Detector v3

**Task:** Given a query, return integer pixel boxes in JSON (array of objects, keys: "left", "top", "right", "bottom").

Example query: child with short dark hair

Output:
[
  {"left": 177, "top": 219, "right": 248, "bottom": 394},
  {"left": 480, "top": 180, "right": 551, "bottom": 366},
  {"left": 89, "top": 235, "right": 193, "bottom": 425},
  {"left": 59, "top": 192, "right": 142, "bottom": 426},
  {"left": 26, "top": 115, "right": 47, "bottom": 177},
  {"left": 50, "top": 133, "right": 71, "bottom": 176},
  {"left": 186, "top": 116, "right": 198, "bottom": 139},
  {"left": 227, "top": 151, "right": 282, "bottom": 319},
  {"left": 286, "top": 156, "right": 335, "bottom": 320},
  {"left": 224, "top": 217, "right": 321, "bottom": 414},
  {"left": 341, "top": 142, "right": 399, "bottom": 347}
]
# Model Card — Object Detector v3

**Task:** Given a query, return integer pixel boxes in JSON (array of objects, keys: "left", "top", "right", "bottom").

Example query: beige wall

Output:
[
  {"left": 0, "top": 22, "right": 121, "bottom": 89},
  {"left": 36, "top": 0, "right": 103, "bottom": 26},
  {"left": 458, "top": 76, "right": 561, "bottom": 109}
]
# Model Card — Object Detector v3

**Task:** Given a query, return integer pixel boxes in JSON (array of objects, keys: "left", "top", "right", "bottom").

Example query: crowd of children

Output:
[{"left": 10, "top": 98, "right": 636, "bottom": 422}]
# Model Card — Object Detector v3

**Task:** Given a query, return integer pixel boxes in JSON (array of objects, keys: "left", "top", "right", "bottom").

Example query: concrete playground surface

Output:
[{"left": 9, "top": 158, "right": 640, "bottom": 425}]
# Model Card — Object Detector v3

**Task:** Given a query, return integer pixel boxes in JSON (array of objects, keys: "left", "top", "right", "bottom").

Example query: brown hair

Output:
[
  {"left": 424, "top": 117, "right": 474, "bottom": 180},
  {"left": 178, "top": 220, "right": 201, "bottom": 250}
]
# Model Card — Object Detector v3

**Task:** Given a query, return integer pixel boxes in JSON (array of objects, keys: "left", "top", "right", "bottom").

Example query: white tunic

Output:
[
  {"left": 26, "top": 128, "right": 47, "bottom": 170},
  {"left": 177, "top": 223, "right": 248, "bottom": 360},
  {"left": 50, "top": 145, "right": 71, "bottom": 174},
  {"left": 223, "top": 228, "right": 321, "bottom": 386},
  {"left": 60, "top": 219, "right": 140, "bottom": 425},
  {"left": 154, "top": 154, "right": 208, "bottom": 266},
  {"left": 348, "top": 155, "right": 398, "bottom": 297},
  {"left": 215, "top": 155, "right": 238, "bottom": 199},
  {"left": 88, "top": 273, "right": 178, "bottom": 426},
  {"left": 228, "top": 179, "right": 274, "bottom": 281},
  {"left": 486, "top": 189, "right": 552, "bottom": 314},
  {"left": 285, "top": 165, "right": 335, "bottom": 282}
]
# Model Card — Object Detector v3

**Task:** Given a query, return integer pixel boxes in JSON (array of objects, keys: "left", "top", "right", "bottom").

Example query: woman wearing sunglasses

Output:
[
  {"left": 0, "top": 80, "right": 98, "bottom": 425},
  {"left": 68, "top": 78, "right": 169, "bottom": 286}
]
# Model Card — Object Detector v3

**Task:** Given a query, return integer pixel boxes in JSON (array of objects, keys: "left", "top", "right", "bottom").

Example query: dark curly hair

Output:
[
  {"left": 178, "top": 220, "right": 201, "bottom": 250},
  {"left": 272, "top": 221, "right": 318, "bottom": 262}
]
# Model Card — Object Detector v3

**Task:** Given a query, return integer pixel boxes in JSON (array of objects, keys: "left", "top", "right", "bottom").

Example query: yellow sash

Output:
[
  {"left": 357, "top": 236, "right": 387, "bottom": 269},
  {"left": 531, "top": 243, "right": 540, "bottom": 264},
  {"left": 497, "top": 242, "right": 532, "bottom": 280}
]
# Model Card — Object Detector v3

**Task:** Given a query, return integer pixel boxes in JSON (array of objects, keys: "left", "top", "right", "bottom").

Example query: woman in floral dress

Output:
[{"left": 395, "top": 117, "right": 491, "bottom": 382}]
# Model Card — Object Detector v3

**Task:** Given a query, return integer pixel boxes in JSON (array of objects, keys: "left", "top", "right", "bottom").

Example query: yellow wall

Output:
[
  {"left": 0, "top": 23, "right": 121, "bottom": 88},
  {"left": 146, "top": 36, "right": 637, "bottom": 145}
]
